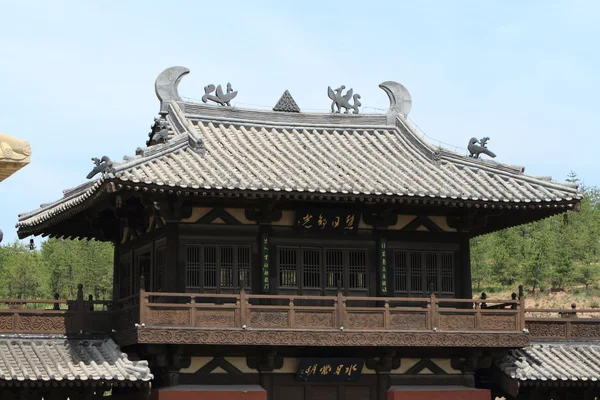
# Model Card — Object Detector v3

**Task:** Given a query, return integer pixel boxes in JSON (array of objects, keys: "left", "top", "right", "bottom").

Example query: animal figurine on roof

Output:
[
  {"left": 202, "top": 83, "right": 238, "bottom": 106},
  {"left": 468, "top": 137, "right": 496, "bottom": 159},
  {"left": 87, "top": 156, "right": 113, "bottom": 179},
  {"left": 328, "top": 85, "right": 361, "bottom": 114}
]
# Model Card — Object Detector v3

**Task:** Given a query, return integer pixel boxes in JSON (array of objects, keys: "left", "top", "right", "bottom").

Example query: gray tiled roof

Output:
[
  {"left": 17, "top": 96, "right": 581, "bottom": 233},
  {"left": 0, "top": 336, "right": 152, "bottom": 383},
  {"left": 497, "top": 343, "right": 600, "bottom": 382}
]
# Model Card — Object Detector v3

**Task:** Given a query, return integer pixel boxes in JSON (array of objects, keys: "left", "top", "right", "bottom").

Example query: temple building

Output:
[{"left": 2, "top": 67, "right": 598, "bottom": 400}]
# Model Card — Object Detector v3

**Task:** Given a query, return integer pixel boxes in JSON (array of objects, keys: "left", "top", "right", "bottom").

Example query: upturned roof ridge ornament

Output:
[
  {"left": 202, "top": 83, "right": 238, "bottom": 106},
  {"left": 468, "top": 137, "right": 496, "bottom": 159},
  {"left": 146, "top": 116, "right": 170, "bottom": 146},
  {"left": 378, "top": 81, "right": 412, "bottom": 122},
  {"left": 86, "top": 156, "right": 114, "bottom": 179},
  {"left": 154, "top": 66, "right": 190, "bottom": 114},
  {"left": 328, "top": 85, "right": 361, "bottom": 114}
]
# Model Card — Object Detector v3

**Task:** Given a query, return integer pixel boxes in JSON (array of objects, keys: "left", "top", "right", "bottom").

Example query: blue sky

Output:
[{"left": 1, "top": 0, "right": 598, "bottom": 244}]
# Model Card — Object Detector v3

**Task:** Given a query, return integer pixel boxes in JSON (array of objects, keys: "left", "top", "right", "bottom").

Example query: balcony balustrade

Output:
[{"left": 1, "top": 284, "right": 599, "bottom": 347}]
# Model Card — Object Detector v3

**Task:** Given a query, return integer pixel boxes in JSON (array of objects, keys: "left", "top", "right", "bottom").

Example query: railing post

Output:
[
  {"left": 289, "top": 298, "right": 295, "bottom": 328},
  {"left": 240, "top": 286, "right": 248, "bottom": 328},
  {"left": 336, "top": 281, "right": 345, "bottom": 329},
  {"left": 429, "top": 291, "right": 437, "bottom": 330},
  {"left": 139, "top": 276, "right": 146, "bottom": 325},
  {"left": 76, "top": 283, "right": 85, "bottom": 335},
  {"left": 518, "top": 285, "right": 526, "bottom": 330},
  {"left": 53, "top": 293, "right": 60, "bottom": 310},
  {"left": 384, "top": 300, "right": 390, "bottom": 330},
  {"left": 190, "top": 295, "right": 196, "bottom": 327}
]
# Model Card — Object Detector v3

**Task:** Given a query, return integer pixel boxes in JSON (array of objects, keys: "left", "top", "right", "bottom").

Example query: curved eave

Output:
[{"left": 17, "top": 178, "right": 580, "bottom": 239}]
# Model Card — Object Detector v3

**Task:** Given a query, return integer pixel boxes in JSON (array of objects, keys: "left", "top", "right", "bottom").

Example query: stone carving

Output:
[
  {"left": 146, "top": 117, "right": 170, "bottom": 146},
  {"left": 135, "top": 328, "right": 529, "bottom": 348},
  {"left": 202, "top": 83, "right": 238, "bottom": 106},
  {"left": 250, "top": 311, "right": 288, "bottom": 327},
  {"left": 295, "top": 312, "right": 334, "bottom": 328},
  {"left": 86, "top": 156, "right": 114, "bottom": 179},
  {"left": 526, "top": 321, "right": 566, "bottom": 338},
  {"left": 146, "top": 309, "right": 189, "bottom": 325},
  {"left": 328, "top": 85, "right": 361, "bottom": 114},
  {"left": 273, "top": 90, "right": 301, "bottom": 112},
  {"left": 196, "top": 310, "right": 236, "bottom": 327},
  {"left": 346, "top": 313, "right": 384, "bottom": 329},
  {"left": 390, "top": 313, "right": 428, "bottom": 329},
  {"left": 468, "top": 137, "right": 496, "bottom": 159},
  {"left": 481, "top": 315, "right": 517, "bottom": 330},
  {"left": 439, "top": 314, "right": 475, "bottom": 329},
  {"left": 18, "top": 315, "right": 66, "bottom": 332}
]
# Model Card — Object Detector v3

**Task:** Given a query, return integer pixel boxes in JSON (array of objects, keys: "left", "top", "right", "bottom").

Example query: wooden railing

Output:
[
  {"left": 3, "top": 284, "right": 600, "bottom": 344},
  {"left": 137, "top": 288, "right": 525, "bottom": 333},
  {"left": 525, "top": 306, "right": 600, "bottom": 340},
  {"left": 0, "top": 290, "right": 112, "bottom": 335}
]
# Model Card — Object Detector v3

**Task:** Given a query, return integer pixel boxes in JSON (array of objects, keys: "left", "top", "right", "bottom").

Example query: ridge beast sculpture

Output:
[
  {"left": 202, "top": 83, "right": 238, "bottom": 106},
  {"left": 146, "top": 116, "right": 169, "bottom": 146},
  {"left": 86, "top": 156, "right": 114, "bottom": 179},
  {"left": 328, "top": 85, "right": 361, "bottom": 114},
  {"left": 468, "top": 137, "right": 496, "bottom": 159}
]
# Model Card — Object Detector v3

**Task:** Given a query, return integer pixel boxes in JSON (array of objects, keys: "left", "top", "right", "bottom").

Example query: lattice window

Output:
[
  {"left": 348, "top": 250, "right": 367, "bottom": 289},
  {"left": 203, "top": 246, "right": 217, "bottom": 288},
  {"left": 441, "top": 253, "right": 454, "bottom": 294},
  {"left": 325, "top": 249, "right": 343, "bottom": 288},
  {"left": 425, "top": 252, "right": 438, "bottom": 293},
  {"left": 303, "top": 249, "right": 321, "bottom": 288},
  {"left": 220, "top": 246, "right": 234, "bottom": 288},
  {"left": 238, "top": 247, "right": 250, "bottom": 288},
  {"left": 185, "top": 244, "right": 251, "bottom": 291},
  {"left": 410, "top": 252, "right": 423, "bottom": 293},
  {"left": 154, "top": 246, "right": 166, "bottom": 292},
  {"left": 120, "top": 260, "right": 132, "bottom": 298},
  {"left": 393, "top": 250, "right": 455, "bottom": 296},
  {"left": 137, "top": 254, "right": 152, "bottom": 291},
  {"left": 393, "top": 251, "right": 407, "bottom": 293},
  {"left": 278, "top": 247, "right": 297, "bottom": 287},
  {"left": 186, "top": 245, "right": 201, "bottom": 289}
]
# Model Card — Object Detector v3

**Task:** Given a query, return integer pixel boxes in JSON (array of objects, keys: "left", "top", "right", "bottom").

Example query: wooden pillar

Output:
[
  {"left": 165, "top": 223, "right": 180, "bottom": 294},
  {"left": 459, "top": 234, "right": 472, "bottom": 300}
]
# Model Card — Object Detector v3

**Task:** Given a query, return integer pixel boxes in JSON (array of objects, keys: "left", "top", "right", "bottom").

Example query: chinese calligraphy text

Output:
[
  {"left": 296, "top": 209, "right": 360, "bottom": 234},
  {"left": 261, "top": 233, "right": 270, "bottom": 292},
  {"left": 296, "top": 358, "right": 364, "bottom": 381},
  {"left": 379, "top": 238, "right": 388, "bottom": 295}
]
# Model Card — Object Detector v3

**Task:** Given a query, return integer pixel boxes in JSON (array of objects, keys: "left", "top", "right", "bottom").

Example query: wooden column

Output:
[{"left": 459, "top": 234, "right": 472, "bottom": 300}]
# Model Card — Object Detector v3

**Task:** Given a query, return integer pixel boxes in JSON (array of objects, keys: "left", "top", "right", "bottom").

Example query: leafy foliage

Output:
[
  {"left": 0, "top": 239, "right": 113, "bottom": 300},
  {"left": 471, "top": 180, "right": 600, "bottom": 293}
]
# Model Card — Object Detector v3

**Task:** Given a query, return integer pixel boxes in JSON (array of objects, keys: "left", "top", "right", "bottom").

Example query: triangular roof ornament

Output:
[{"left": 273, "top": 90, "right": 301, "bottom": 113}]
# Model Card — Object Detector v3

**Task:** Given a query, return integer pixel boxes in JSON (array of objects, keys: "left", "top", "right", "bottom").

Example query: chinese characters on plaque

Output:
[
  {"left": 296, "top": 209, "right": 360, "bottom": 234},
  {"left": 296, "top": 358, "right": 364, "bottom": 382},
  {"left": 261, "top": 233, "right": 269, "bottom": 292},
  {"left": 379, "top": 238, "right": 388, "bottom": 295}
]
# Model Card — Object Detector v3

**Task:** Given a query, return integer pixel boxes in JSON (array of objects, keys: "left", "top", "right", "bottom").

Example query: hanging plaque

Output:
[
  {"left": 379, "top": 238, "right": 388, "bottom": 295},
  {"left": 296, "top": 358, "right": 364, "bottom": 382},
  {"left": 261, "top": 233, "right": 270, "bottom": 292},
  {"left": 296, "top": 209, "right": 360, "bottom": 234}
]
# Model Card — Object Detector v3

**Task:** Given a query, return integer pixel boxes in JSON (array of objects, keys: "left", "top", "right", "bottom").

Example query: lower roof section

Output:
[
  {"left": 497, "top": 342, "right": 600, "bottom": 383},
  {"left": 0, "top": 335, "right": 152, "bottom": 384}
]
